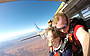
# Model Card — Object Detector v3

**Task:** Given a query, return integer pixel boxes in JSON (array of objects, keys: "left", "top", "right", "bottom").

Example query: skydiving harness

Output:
[
  {"left": 48, "top": 24, "right": 70, "bottom": 56},
  {"left": 49, "top": 34, "right": 69, "bottom": 56},
  {"left": 49, "top": 25, "right": 83, "bottom": 56},
  {"left": 48, "top": 19, "right": 82, "bottom": 56}
]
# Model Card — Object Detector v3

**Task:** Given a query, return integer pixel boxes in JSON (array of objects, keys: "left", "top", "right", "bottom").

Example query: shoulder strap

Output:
[
  {"left": 73, "top": 25, "right": 84, "bottom": 46},
  {"left": 73, "top": 25, "right": 84, "bottom": 40}
]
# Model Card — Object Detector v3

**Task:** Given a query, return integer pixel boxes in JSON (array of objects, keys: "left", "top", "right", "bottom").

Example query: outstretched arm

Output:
[{"left": 76, "top": 27, "right": 90, "bottom": 56}]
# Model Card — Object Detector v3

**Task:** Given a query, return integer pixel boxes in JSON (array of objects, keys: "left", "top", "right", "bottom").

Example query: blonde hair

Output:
[{"left": 53, "top": 12, "right": 68, "bottom": 25}]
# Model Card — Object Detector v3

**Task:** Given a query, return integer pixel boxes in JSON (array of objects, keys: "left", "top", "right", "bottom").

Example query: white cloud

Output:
[{"left": 0, "top": 29, "right": 36, "bottom": 42}]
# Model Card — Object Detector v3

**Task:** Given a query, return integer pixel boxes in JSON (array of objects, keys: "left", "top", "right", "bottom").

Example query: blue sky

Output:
[{"left": 0, "top": 1, "right": 61, "bottom": 42}]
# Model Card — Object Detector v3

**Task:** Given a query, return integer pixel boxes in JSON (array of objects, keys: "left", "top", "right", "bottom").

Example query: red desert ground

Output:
[{"left": 0, "top": 36, "right": 49, "bottom": 56}]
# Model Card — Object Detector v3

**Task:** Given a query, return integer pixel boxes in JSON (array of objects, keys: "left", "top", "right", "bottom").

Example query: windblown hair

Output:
[{"left": 52, "top": 12, "right": 69, "bottom": 25}]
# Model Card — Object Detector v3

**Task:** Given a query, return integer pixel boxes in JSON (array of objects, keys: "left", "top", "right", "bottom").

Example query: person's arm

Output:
[{"left": 76, "top": 27, "right": 90, "bottom": 56}]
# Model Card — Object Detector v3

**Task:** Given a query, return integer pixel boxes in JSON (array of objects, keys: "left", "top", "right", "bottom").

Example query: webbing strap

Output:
[{"left": 74, "top": 25, "right": 84, "bottom": 40}]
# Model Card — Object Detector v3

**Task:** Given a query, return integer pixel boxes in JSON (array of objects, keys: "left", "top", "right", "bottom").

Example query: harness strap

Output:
[
  {"left": 54, "top": 52, "right": 60, "bottom": 56},
  {"left": 74, "top": 25, "right": 84, "bottom": 40},
  {"left": 49, "top": 46, "right": 54, "bottom": 53},
  {"left": 73, "top": 25, "right": 84, "bottom": 45},
  {"left": 54, "top": 36, "right": 68, "bottom": 53}
]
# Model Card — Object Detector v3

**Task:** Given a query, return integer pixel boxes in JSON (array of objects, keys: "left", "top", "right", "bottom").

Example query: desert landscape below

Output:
[{"left": 0, "top": 36, "right": 49, "bottom": 56}]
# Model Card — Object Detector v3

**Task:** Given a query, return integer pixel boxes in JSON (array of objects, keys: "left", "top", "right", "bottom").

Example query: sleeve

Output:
[{"left": 73, "top": 25, "right": 84, "bottom": 40}]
